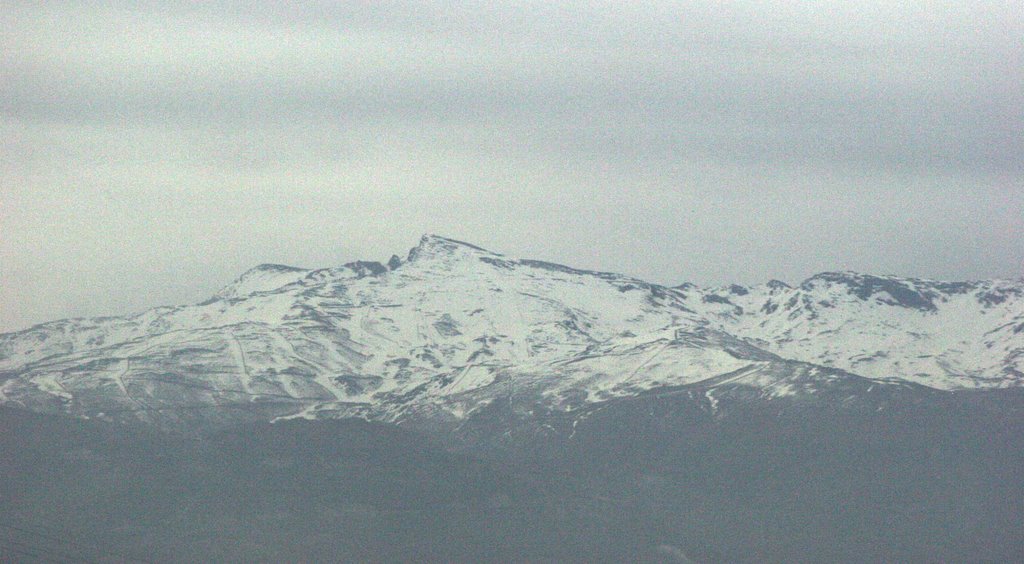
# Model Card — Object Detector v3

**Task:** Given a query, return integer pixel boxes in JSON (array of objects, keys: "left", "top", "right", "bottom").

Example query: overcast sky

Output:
[{"left": 2, "top": 1, "right": 1022, "bottom": 332}]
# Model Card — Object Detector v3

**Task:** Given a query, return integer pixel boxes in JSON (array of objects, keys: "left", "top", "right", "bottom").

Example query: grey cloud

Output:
[
  {"left": 2, "top": 1, "right": 1022, "bottom": 331},
  {"left": 6, "top": 2, "right": 1021, "bottom": 174}
]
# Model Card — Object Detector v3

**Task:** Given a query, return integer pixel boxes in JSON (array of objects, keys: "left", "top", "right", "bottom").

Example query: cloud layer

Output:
[{"left": 2, "top": 1, "right": 1022, "bottom": 331}]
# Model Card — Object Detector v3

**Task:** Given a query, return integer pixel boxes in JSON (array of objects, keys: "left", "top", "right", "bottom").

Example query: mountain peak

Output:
[
  {"left": 800, "top": 271, "right": 938, "bottom": 312},
  {"left": 246, "top": 263, "right": 307, "bottom": 275},
  {"left": 216, "top": 263, "right": 309, "bottom": 300},
  {"left": 406, "top": 234, "right": 501, "bottom": 262}
]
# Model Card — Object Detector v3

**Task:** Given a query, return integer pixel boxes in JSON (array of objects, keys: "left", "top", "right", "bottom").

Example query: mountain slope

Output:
[
  {"left": 684, "top": 271, "right": 1024, "bottom": 388},
  {"left": 0, "top": 235, "right": 1020, "bottom": 429}
]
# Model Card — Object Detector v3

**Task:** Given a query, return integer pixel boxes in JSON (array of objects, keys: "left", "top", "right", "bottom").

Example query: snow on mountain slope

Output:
[
  {"left": 215, "top": 263, "right": 312, "bottom": 300},
  {"left": 681, "top": 272, "right": 1024, "bottom": 389},
  {"left": 0, "top": 235, "right": 1020, "bottom": 427}
]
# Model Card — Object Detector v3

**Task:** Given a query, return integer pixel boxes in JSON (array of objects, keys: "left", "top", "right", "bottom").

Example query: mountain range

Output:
[
  {"left": 2, "top": 234, "right": 1021, "bottom": 431},
  {"left": 3, "top": 235, "right": 1023, "bottom": 562}
]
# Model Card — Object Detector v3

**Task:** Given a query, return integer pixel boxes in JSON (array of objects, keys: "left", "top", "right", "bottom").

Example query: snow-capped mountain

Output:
[
  {"left": 1, "top": 235, "right": 1021, "bottom": 428},
  {"left": 681, "top": 271, "right": 1024, "bottom": 389}
]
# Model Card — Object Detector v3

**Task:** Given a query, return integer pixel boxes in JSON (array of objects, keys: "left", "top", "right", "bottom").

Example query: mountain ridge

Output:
[{"left": 1, "top": 234, "right": 1021, "bottom": 430}]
